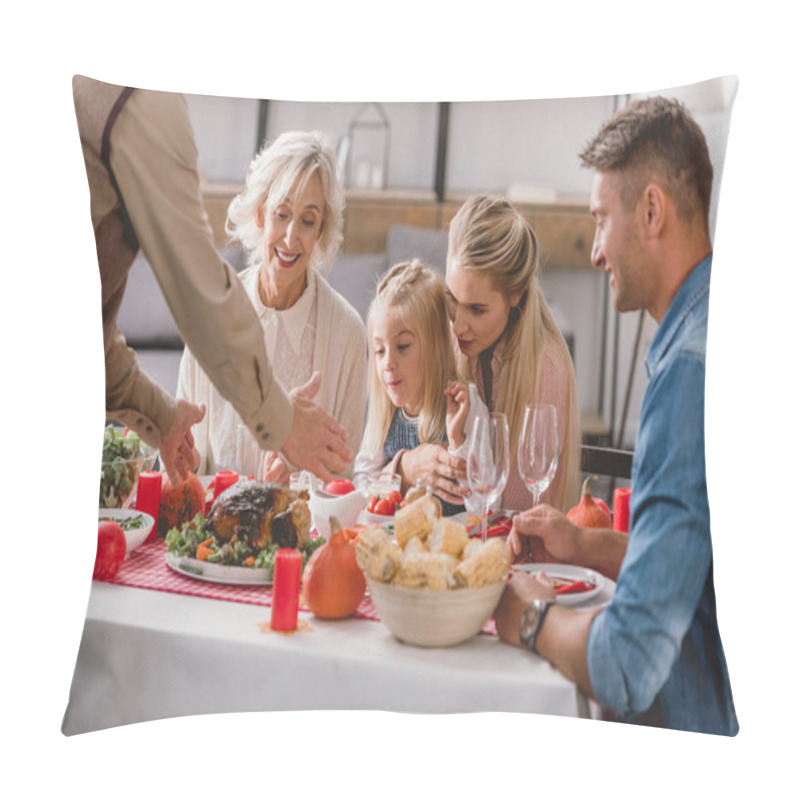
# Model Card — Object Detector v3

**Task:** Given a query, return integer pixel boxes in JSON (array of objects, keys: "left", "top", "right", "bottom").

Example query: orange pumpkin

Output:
[
  {"left": 158, "top": 472, "right": 206, "bottom": 536},
  {"left": 341, "top": 526, "right": 363, "bottom": 544},
  {"left": 567, "top": 475, "right": 613, "bottom": 529},
  {"left": 302, "top": 518, "right": 366, "bottom": 619}
]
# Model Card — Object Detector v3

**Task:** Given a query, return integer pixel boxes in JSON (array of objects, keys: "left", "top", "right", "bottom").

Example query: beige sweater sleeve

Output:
[
  {"left": 104, "top": 324, "right": 177, "bottom": 443},
  {"left": 109, "top": 88, "right": 293, "bottom": 452}
]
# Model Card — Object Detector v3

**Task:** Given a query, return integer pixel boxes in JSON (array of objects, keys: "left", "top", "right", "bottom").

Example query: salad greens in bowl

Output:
[
  {"left": 99, "top": 425, "right": 151, "bottom": 508},
  {"left": 98, "top": 508, "right": 155, "bottom": 552}
]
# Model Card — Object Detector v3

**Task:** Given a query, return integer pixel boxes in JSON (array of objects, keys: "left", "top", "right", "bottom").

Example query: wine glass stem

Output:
[{"left": 482, "top": 501, "right": 489, "bottom": 543}]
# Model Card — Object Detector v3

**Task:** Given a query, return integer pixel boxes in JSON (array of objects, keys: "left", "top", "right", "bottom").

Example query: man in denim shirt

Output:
[{"left": 495, "top": 97, "right": 738, "bottom": 735}]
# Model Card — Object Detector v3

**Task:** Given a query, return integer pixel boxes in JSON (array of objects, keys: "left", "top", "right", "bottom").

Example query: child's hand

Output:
[{"left": 445, "top": 381, "right": 471, "bottom": 449}]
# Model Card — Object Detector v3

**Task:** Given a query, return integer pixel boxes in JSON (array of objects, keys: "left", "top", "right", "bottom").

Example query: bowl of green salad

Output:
[
  {"left": 99, "top": 425, "right": 150, "bottom": 509},
  {"left": 98, "top": 508, "right": 155, "bottom": 552}
]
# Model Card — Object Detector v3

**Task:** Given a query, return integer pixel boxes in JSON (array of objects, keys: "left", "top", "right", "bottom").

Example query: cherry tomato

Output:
[
  {"left": 386, "top": 490, "right": 402, "bottom": 506},
  {"left": 325, "top": 479, "right": 356, "bottom": 495},
  {"left": 94, "top": 520, "right": 127, "bottom": 580},
  {"left": 374, "top": 497, "right": 396, "bottom": 517},
  {"left": 367, "top": 495, "right": 378, "bottom": 513}
]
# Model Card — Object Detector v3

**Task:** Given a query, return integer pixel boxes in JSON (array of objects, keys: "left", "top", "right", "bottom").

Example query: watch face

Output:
[
  {"left": 519, "top": 603, "right": 541, "bottom": 648},
  {"left": 520, "top": 599, "right": 552, "bottom": 652}
]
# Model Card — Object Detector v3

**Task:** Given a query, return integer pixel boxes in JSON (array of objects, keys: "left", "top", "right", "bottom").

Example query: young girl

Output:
[{"left": 353, "top": 260, "right": 486, "bottom": 516}]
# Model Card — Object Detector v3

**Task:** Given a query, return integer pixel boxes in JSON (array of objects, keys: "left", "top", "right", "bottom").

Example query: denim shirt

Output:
[{"left": 587, "top": 255, "right": 738, "bottom": 735}]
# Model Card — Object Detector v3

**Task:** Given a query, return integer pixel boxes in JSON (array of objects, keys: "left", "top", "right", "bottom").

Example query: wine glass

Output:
[
  {"left": 467, "top": 413, "right": 510, "bottom": 541},
  {"left": 517, "top": 404, "right": 559, "bottom": 506}
]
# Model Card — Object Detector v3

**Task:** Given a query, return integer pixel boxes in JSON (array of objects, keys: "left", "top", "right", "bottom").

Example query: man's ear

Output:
[{"left": 642, "top": 183, "right": 666, "bottom": 236}]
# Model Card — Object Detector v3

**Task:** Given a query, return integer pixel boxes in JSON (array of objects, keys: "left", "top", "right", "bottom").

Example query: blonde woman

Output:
[
  {"left": 397, "top": 195, "right": 580, "bottom": 513},
  {"left": 178, "top": 131, "right": 367, "bottom": 479},
  {"left": 353, "top": 260, "right": 487, "bottom": 516}
]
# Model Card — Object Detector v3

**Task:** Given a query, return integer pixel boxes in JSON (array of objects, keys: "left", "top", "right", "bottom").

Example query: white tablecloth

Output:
[{"left": 62, "top": 580, "right": 609, "bottom": 735}]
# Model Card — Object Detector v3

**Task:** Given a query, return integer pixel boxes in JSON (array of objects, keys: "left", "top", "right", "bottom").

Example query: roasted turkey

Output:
[{"left": 207, "top": 480, "right": 311, "bottom": 551}]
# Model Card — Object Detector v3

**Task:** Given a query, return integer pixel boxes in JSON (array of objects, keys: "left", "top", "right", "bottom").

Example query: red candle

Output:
[
  {"left": 271, "top": 548, "right": 302, "bottom": 631},
  {"left": 613, "top": 487, "right": 632, "bottom": 533},
  {"left": 135, "top": 471, "right": 162, "bottom": 542},
  {"left": 213, "top": 470, "right": 239, "bottom": 500}
]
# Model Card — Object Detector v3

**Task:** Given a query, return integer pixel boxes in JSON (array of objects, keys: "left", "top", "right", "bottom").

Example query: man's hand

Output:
[
  {"left": 510, "top": 504, "right": 627, "bottom": 580},
  {"left": 159, "top": 400, "right": 206, "bottom": 484},
  {"left": 508, "top": 503, "right": 584, "bottom": 564},
  {"left": 398, "top": 443, "right": 469, "bottom": 505},
  {"left": 280, "top": 372, "right": 354, "bottom": 484},
  {"left": 494, "top": 571, "right": 556, "bottom": 647}
]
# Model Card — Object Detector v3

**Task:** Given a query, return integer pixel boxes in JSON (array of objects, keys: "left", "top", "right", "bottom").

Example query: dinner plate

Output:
[
  {"left": 165, "top": 551, "right": 272, "bottom": 586},
  {"left": 98, "top": 508, "right": 154, "bottom": 553},
  {"left": 511, "top": 563, "right": 605, "bottom": 606}
]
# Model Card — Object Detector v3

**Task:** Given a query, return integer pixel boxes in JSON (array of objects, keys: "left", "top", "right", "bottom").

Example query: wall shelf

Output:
[
  {"left": 201, "top": 182, "right": 595, "bottom": 271},
  {"left": 341, "top": 190, "right": 595, "bottom": 272}
]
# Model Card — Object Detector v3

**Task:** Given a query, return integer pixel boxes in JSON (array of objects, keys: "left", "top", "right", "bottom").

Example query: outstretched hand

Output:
[
  {"left": 159, "top": 400, "right": 205, "bottom": 484},
  {"left": 280, "top": 372, "right": 354, "bottom": 484}
]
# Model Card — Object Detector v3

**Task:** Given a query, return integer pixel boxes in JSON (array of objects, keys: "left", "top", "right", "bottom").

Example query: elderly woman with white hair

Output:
[{"left": 178, "top": 130, "right": 367, "bottom": 480}]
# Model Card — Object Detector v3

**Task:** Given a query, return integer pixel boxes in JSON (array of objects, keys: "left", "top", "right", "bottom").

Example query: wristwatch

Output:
[{"left": 519, "top": 598, "right": 553, "bottom": 653}]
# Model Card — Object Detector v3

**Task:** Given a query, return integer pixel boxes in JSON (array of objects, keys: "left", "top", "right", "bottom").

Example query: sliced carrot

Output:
[
  {"left": 244, "top": 556, "right": 255, "bottom": 567},
  {"left": 196, "top": 544, "right": 214, "bottom": 561}
]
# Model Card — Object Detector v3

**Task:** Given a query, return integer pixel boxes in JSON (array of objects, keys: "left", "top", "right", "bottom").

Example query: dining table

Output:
[{"left": 62, "top": 511, "right": 612, "bottom": 736}]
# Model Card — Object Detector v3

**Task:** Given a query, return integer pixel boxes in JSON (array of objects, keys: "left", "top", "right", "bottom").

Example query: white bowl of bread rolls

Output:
[{"left": 356, "top": 494, "right": 509, "bottom": 647}]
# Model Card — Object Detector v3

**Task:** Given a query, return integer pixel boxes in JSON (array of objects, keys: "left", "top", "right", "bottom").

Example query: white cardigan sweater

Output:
[{"left": 177, "top": 266, "right": 367, "bottom": 477}]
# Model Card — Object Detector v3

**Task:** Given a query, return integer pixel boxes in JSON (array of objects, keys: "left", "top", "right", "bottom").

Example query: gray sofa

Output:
[
  {"left": 116, "top": 245, "right": 247, "bottom": 397},
  {"left": 116, "top": 224, "right": 573, "bottom": 398}
]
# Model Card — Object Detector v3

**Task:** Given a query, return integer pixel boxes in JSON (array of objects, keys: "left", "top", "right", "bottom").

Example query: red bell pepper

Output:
[{"left": 555, "top": 579, "right": 595, "bottom": 595}]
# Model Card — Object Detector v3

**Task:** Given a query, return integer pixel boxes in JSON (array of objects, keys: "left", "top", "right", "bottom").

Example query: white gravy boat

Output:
[{"left": 307, "top": 483, "right": 368, "bottom": 539}]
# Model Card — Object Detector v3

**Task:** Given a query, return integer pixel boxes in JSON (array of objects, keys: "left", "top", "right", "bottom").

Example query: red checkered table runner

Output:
[
  {"left": 104, "top": 540, "right": 498, "bottom": 635},
  {"left": 107, "top": 539, "right": 379, "bottom": 619}
]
